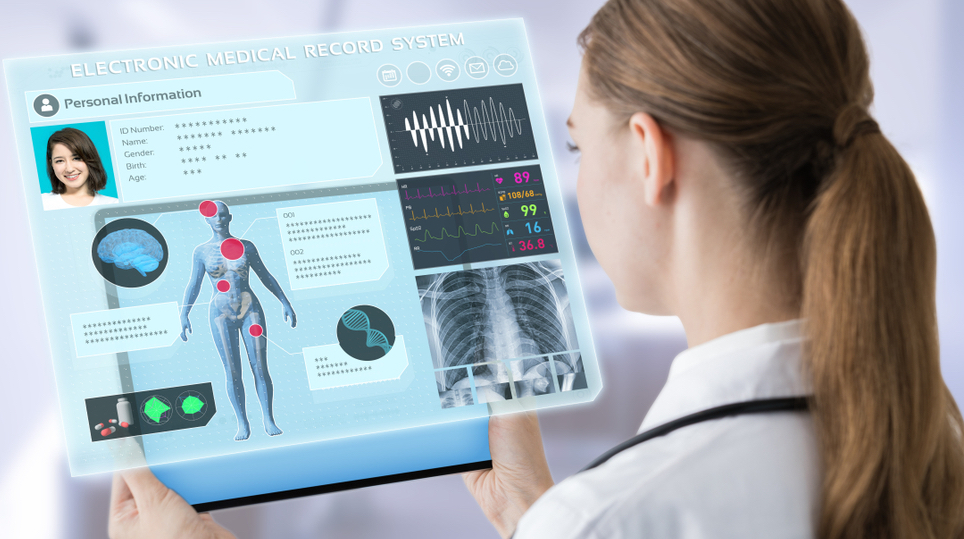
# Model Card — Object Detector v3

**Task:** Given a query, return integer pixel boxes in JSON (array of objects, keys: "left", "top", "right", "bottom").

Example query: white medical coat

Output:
[{"left": 515, "top": 320, "right": 819, "bottom": 538}]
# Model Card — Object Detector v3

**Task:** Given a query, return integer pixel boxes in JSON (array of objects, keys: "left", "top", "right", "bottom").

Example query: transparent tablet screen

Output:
[{"left": 4, "top": 19, "right": 600, "bottom": 475}]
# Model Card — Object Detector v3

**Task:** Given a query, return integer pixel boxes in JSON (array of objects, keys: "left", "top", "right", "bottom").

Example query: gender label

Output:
[
  {"left": 303, "top": 335, "right": 408, "bottom": 391},
  {"left": 70, "top": 302, "right": 181, "bottom": 358},
  {"left": 277, "top": 198, "right": 389, "bottom": 290}
]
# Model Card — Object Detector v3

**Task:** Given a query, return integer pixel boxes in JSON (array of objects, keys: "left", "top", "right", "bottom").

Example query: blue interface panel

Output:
[{"left": 4, "top": 19, "right": 599, "bottom": 477}]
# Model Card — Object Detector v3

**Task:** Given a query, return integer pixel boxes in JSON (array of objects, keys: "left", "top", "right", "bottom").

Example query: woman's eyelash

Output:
[{"left": 565, "top": 141, "right": 580, "bottom": 153}]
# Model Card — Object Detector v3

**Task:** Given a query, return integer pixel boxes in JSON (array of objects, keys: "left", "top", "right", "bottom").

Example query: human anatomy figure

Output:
[{"left": 180, "top": 201, "right": 296, "bottom": 441}]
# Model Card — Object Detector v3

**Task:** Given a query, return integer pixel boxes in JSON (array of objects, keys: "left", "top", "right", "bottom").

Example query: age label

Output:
[{"left": 276, "top": 198, "right": 389, "bottom": 290}]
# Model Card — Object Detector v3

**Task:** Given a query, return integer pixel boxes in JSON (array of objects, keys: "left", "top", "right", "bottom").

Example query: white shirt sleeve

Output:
[{"left": 40, "top": 192, "right": 118, "bottom": 210}]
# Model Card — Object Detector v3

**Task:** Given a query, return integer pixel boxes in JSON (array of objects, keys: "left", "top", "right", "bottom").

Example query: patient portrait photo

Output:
[{"left": 31, "top": 121, "right": 119, "bottom": 211}]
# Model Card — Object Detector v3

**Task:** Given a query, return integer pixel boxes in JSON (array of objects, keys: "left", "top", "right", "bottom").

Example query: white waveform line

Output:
[
  {"left": 464, "top": 97, "right": 523, "bottom": 147},
  {"left": 402, "top": 96, "right": 523, "bottom": 154},
  {"left": 405, "top": 99, "right": 468, "bottom": 153}
]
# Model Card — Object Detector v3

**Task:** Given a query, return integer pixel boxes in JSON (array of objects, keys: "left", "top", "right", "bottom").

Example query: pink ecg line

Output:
[{"left": 403, "top": 183, "right": 491, "bottom": 200}]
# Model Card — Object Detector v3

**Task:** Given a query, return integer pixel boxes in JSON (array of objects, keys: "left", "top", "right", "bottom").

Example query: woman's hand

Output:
[
  {"left": 180, "top": 315, "right": 192, "bottom": 341},
  {"left": 463, "top": 411, "right": 555, "bottom": 539},
  {"left": 282, "top": 301, "right": 297, "bottom": 328},
  {"left": 109, "top": 467, "right": 235, "bottom": 539}
]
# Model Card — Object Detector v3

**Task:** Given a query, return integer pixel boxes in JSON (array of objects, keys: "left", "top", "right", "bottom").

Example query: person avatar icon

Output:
[
  {"left": 41, "top": 98, "right": 53, "bottom": 112},
  {"left": 179, "top": 201, "right": 296, "bottom": 441}
]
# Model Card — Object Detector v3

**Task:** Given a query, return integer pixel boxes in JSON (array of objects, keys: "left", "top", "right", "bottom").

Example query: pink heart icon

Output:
[{"left": 495, "top": 177, "right": 503, "bottom": 184}]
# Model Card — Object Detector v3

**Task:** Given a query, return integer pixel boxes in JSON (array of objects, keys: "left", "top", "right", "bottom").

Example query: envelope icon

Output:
[{"left": 469, "top": 62, "right": 485, "bottom": 74}]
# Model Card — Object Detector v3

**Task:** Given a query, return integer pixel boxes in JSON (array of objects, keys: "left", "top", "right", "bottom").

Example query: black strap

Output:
[{"left": 579, "top": 397, "right": 809, "bottom": 473}]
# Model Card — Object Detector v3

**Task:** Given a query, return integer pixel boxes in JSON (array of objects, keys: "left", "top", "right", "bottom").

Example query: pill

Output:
[
  {"left": 120, "top": 422, "right": 129, "bottom": 428},
  {"left": 109, "top": 419, "right": 118, "bottom": 424},
  {"left": 94, "top": 423, "right": 104, "bottom": 430},
  {"left": 101, "top": 426, "right": 116, "bottom": 436}
]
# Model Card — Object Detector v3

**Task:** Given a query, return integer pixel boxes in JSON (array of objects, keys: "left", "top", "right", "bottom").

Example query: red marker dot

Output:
[
  {"left": 199, "top": 200, "right": 218, "bottom": 217},
  {"left": 217, "top": 280, "right": 231, "bottom": 292},
  {"left": 220, "top": 238, "right": 244, "bottom": 260},
  {"left": 249, "top": 324, "right": 263, "bottom": 337}
]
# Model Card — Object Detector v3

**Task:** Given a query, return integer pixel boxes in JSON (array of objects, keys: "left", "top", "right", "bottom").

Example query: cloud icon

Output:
[{"left": 498, "top": 60, "right": 515, "bottom": 70}]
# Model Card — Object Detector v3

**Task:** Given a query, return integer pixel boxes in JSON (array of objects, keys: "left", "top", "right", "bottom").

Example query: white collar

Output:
[{"left": 639, "top": 319, "right": 811, "bottom": 433}]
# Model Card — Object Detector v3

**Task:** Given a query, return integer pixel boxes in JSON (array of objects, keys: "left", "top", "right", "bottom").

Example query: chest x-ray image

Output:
[
  {"left": 554, "top": 352, "right": 588, "bottom": 392},
  {"left": 418, "top": 260, "right": 579, "bottom": 401},
  {"left": 509, "top": 355, "right": 555, "bottom": 398}
]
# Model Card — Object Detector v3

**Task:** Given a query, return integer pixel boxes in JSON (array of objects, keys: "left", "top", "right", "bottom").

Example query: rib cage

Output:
[
  {"left": 500, "top": 264, "right": 571, "bottom": 362},
  {"left": 419, "top": 261, "right": 577, "bottom": 389}
]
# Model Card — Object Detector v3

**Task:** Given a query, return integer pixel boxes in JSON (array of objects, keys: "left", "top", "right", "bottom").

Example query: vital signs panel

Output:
[{"left": 4, "top": 19, "right": 600, "bottom": 476}]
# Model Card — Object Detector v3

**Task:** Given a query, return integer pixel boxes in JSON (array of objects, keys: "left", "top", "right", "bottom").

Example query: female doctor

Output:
[{"left": 108, "top": 0, "right": 964, "bottom": 537}]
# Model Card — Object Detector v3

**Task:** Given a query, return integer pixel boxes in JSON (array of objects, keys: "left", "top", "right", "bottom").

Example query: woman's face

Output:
[
  {"left": 567, "top": 63, "right": 672, "bottom": 315},
  {"left": 50, "top": 143, "right": 89, "bottom": 192}
]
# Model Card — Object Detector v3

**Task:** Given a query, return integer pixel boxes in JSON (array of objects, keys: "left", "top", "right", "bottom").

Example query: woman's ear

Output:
[{"left": 628, "top": 112, "right": 675, "bottom": 207}]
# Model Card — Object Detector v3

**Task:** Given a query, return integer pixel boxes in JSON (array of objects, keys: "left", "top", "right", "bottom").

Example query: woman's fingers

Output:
[
  {"left": 109, "top": 472, "right": 135, "bottom": 512},
  {"left": 118, "top": 467, "right": 169, "bottom": 508},
  {"left": 464, "top": 413, "right": 555, "bottom": 538}
]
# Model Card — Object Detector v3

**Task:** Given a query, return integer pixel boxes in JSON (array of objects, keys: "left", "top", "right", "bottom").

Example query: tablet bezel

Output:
[{"left": 190, "top": 460, "right": 491, "bottom": 512}]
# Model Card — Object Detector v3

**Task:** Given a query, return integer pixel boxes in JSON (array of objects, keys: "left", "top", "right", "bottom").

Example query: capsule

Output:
[
  {"left": 101, "top": 426, "right": 116, "bottom": 437},
  {"left": 120, "top": 422, "right": 129, "bottom": 428},
  {"left": 93, "top": 423, "right": 104, "bottom": 430},
  {"left": 109, "top": 419, "right": 118, "bottom": 424}
]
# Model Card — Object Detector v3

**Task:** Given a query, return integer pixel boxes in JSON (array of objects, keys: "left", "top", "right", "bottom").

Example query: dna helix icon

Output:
[{"left": 341, "top": 309, "right": 392, "bottom": 354}]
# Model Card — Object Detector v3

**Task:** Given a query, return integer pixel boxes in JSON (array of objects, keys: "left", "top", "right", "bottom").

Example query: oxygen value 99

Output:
[{"left": 503, "top": 204, "right": 539, "bottom": 219}]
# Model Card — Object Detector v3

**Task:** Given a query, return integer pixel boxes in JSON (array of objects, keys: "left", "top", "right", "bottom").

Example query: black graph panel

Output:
[
  {"left": 381, "top": 84, "right": 539, "bottom": 173},
  {"left": 398, "top": 165, "right": 558, "bottom": 270}
]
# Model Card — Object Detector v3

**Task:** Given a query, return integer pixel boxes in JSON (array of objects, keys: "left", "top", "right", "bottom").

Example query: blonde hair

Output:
[{"left": 580, "top": 0, "right": 964, "bottom": 537}]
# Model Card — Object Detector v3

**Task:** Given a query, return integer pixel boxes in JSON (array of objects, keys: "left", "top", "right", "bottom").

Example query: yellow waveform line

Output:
[
  {"left": 412, "top": 222, "right": 501, "bottom": 243},
  {"left": 408, "top": 202, "right": 497, "bottom": 221}
]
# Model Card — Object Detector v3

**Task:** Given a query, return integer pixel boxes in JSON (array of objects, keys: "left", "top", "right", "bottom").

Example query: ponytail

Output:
[
  {"left": 804, "top": 106, "right": 964, "bottom": 538},
  {"left": 580, "top": 0, "right": 964, "bottom": 536}
]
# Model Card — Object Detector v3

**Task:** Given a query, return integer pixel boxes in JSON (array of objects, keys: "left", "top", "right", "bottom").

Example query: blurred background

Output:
[{"left": 0, "top": 0, "right": 960, "bottom": 537}]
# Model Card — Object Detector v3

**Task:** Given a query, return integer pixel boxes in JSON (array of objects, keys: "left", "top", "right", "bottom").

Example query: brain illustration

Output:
[{"left": 97, "top": 229, "right": 164, "bottom": 277}]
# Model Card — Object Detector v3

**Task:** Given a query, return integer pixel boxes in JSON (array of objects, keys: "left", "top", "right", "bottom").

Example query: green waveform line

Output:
[{"left": 413, "top": 222, "right": 501, "bottom": 242}]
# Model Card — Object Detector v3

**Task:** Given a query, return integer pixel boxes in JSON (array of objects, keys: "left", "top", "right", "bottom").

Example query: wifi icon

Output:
[{"left": 436, "top": 60, "right": 460, "bottom": 81}]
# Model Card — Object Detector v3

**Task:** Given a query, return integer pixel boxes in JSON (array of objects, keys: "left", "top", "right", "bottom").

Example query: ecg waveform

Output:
[
  {"left": 408, "top": 203, "right": 496, "bottom": 221},
  {"left": 403, "top": 97, "right": 525, "bottom": 154},
  {"left": 416, "top": 244, "right": 503, "bottom": 263},
  {"left": 412, "top": 222, "right": 501, "bottom": 243},
  {"left": 403, "top": 183, "right": 491, "bottom": 200},
  {"left": 382, "top": 84, "right": 538, "bottom": 173},
  {"left": 397, "top": 165, "right": 554, "bottom": 269}
]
